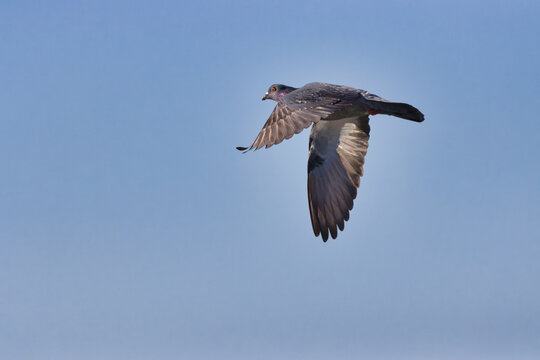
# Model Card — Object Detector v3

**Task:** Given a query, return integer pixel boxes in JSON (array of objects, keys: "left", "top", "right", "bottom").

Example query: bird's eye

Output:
[{"left": 271, "top": 87, "right": 276, "bottom": 92}]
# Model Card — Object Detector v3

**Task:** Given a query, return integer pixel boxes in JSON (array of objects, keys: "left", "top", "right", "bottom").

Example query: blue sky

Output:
[{"left": 1, "top": 1, "right": 539, "bottom": 359}]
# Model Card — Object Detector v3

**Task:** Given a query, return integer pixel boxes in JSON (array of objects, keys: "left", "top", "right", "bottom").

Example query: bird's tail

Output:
[{"left": 368, "top": 101, "right": 424, "bottom": 122}]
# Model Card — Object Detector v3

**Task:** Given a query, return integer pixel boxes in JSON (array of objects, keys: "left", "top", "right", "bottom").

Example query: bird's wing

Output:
[
  {"left": 237, "top": 95, "right": 354, "bottom": 152},
  {"left": 307, "top": 115, "right": 370, "bottom": 241}
]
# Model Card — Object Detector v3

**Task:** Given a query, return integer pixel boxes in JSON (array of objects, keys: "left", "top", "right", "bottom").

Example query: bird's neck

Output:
[
  {"left": 278, "top": 86, "right": 297, "bottom": 99},
  {"left": 281, "top": 86, "right": 297, "bottom": 93}
]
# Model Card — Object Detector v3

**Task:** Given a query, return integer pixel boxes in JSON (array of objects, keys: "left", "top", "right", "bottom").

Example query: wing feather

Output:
[
  {"left": 307, "top": 116, "right": 370, "bottom": 241},
  {"left": 239, "top": 93, "right": 355, "bottom": 152}
]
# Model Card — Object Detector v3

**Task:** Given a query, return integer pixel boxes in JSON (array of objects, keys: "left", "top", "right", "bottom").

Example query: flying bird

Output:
[{"left": 237, "top": 82, "right": 424, "bottom": 242}]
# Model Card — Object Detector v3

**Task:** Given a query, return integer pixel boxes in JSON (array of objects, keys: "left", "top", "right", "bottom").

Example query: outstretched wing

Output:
[
  {"left": 238, "top": 92, "right": 355, "bottom": 152},
  {"left": 237, "top": 103, "right": 319, "bottom": 151},
  {"left": 307, "top": 116, "right": 370, "bottom": 241}
]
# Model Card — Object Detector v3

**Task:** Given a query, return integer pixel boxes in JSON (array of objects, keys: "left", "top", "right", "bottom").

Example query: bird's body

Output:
[{"left": 238, "top": 82, "right": 424, "bottom": 242}]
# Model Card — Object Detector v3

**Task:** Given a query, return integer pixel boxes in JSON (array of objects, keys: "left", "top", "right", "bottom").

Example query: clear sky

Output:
[{"left": 1, "top": 1, "right": 539, "bottom": 359}]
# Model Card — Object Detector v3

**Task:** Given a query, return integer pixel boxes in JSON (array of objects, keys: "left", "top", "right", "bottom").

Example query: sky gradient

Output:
[{"left": 1, "top": 1, "right": 539, "bottom": 359}]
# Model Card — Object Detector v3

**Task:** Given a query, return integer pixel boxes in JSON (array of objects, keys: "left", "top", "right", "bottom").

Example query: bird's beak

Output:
[{"left": 262, "top": 92, "right": 269, "bottom": 100}]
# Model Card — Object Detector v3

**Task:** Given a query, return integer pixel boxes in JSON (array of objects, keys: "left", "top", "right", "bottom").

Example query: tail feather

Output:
[{"left": 369, "top": 101, "right": 424, "bottom": 122}]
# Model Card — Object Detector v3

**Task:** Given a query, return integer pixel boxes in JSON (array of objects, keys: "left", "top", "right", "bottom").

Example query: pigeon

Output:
[{"left": 237, "top": 82, "right": 424, "bottom": 242}]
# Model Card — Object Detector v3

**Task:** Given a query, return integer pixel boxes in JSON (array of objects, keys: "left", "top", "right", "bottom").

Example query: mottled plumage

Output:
[{"left": 238, "top": 82, "right": 424, "bottom": 242}]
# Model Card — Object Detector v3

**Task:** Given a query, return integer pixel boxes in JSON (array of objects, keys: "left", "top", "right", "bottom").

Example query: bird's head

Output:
[{"left": 262, "top": 84, "right": 296, "bottom": 101}]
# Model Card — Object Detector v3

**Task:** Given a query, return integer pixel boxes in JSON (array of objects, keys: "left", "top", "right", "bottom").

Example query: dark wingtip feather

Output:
[
  {"left": 329, "top": 225, "right": 338, "bottom": 239},
  {"left": 236, "top": 146, "right": 251, "bottom": 154}
]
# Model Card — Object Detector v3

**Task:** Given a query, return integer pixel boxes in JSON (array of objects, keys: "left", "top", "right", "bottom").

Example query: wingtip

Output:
[
  {"left": 236, "top": 146, "right": 251, "bottom": 153},
  {"left": 320, "top": 231, "right": 329, "bottom": 242}
]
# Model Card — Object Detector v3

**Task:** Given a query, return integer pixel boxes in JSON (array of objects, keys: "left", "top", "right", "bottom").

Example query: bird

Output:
[{"left": 237, "top": 82, "right": 424, "bottom": 242}]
